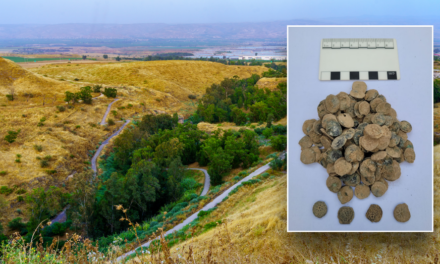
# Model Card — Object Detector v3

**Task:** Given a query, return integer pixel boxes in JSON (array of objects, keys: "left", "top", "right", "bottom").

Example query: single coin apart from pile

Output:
[
  {"left": 313, "top": 201, "right": 328, "bottom": 218},
  {"left": 299, "top": 81, "right": 416, "bottom": 205},
  {"left": 394, "top": 203, "right": 411, "bottom": 223},
  {"left": 366, "top": 204, "right": 383, "bottom": 223},
  {"left": 338, "top": 206, "right": 355, "bottom": 224}
]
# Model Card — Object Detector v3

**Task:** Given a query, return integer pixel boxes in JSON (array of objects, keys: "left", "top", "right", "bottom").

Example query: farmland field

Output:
[{"left": 2, "top": 56, "right": 82, "bottom": 63}]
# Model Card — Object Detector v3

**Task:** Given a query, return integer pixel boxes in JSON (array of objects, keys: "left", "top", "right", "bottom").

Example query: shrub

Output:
[
  {"left": 93, "top": 85, "right": 102, "bottom": 93},
  {"left": 8, "top": 218, "right": 26, "bottom": 231},
  {"left": 103, "top": 87, "right": 117, "bottom": 98},
  {"left": 16, "top": 189, "right": 26, "bottom": 194},
  {"left": 15, "top": 159, "right": 21, "bottom": 163},
  {"left": 75, "top": 125, "right": 81, "bottom": 129},
  {"left": 270, "top": 135, "right": 287, "bottom": 151},
  {"left": 45, "top": 170, "right": 57, "bottom": 175},
  {"left": 232, "top": 176, "right": 241, "bottom": 181},
  {"left": 74, "top": 78, "right": 79, "bottom": 81},
  {"left": 4, "top": 129, "right": 20, "bottom": 143},
  {"left": 0, "top": 186, "right": 13, "bottom": 195},
  {"left": 0, "top": 171, "right": 6, "bottom": 176},
  {"left": 127, "top": 104, "right": 133, "bottom": 108},
  {"left": 111, "top": 110, "right": 117, "bottom": 117},
  {"left": 40, "top": 160, "right": 49, "bottom": 168},
  {"left": 56, "top": 105, "right": 66, "bottom": 112},
  {"left": 43, "top": 155, "right": 52, "bottom": 161},
  {"left": 107, "top": 119, "right": 115, "bottom": 126},
  {"left": 17, "top": 196, "right": 24, "bottom": 202},
  {"left": 269, "top": 156, "right": 284, "bottom": 171},
  {"left": 181, "top": 178, "right": 199, "bottom": 191},
  {"left": 260, "top": 172, "right": 270, "bottom": 179},
  {"left": 6, "top": 94, "right": 14, "bottom": 101},
  {"left": 263, "top": 128, "right": 273, "bottom": 138},
  {"left": 33, "top": 145, "right": 43, "bottom": 152}
]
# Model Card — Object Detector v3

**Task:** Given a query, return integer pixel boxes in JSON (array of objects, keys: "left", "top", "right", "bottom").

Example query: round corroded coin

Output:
[
  {"left": 338, "top": 206, "right": 355, "bottom": 224},
  {"left": 394, "top": 203, "right": 411, "bottom": 223},
  {"left": 337, "top": 186, "right": 353, "bottom": 204},
  {"left": 326, "top": 176, "right": 342, "bottom": 193},
  {"left": 354, "top": 183, "right": 370, "bottom": 199},
  {"left": 366, "top": 204, "right": 383, "bottom": 223},
  {"left": 313, "top": 201, "right": 328, "bottom": 218}
]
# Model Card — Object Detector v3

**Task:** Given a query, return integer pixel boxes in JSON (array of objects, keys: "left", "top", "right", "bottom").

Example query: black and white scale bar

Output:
[{"left": 321, "top": 71, "right": 398, "bottom": 80}]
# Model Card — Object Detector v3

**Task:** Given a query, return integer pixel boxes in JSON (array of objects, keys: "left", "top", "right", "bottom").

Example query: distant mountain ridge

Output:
[{"left": 0, "top": 18, "right": 438, "bottom": 40}]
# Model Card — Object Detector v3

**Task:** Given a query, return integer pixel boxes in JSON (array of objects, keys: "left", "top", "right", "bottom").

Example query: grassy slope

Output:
[
  {"left": 29, "top": 60, "right": 268, "bottom": 101},
  {"left": 256, "top": 77, "right": 286, "bottom": 91},
  {"left": 0, "top": 58, "right": 267, "bottom": 233},
  {"left": 161, "top": 171, "right": 440, "bottom": 263}
]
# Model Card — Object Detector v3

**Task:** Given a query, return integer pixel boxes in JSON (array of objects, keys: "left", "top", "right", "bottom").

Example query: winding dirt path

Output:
[
  {"left": 116, "top": 152, "right": 285, "bottom": 262},
  {"left": 101, "top": 98, "right": 120, "bottom": 125}
]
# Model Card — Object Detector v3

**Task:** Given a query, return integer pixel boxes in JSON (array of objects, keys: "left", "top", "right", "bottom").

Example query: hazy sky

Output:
[{"left": 1, "top": 0, "right": 438, "bottom": 24}]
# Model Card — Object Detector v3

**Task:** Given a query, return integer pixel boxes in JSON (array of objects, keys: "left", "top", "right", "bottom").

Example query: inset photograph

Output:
[{"left": 287, "top": 26, "right": 433, "bottom": 232}]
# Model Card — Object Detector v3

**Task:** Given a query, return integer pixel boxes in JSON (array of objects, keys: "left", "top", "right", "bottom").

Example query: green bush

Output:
[
  {"left": 262, "top": 128, "right": 273, "bottom": 138},
  {"left": 17, "top": 196, "right": 24, "bottom": 202},
  {"left": 16, "top": 189, "right": 26, "bottom": 194},
  {"left": 4, "top": 129, "right": 20, "bottom": 143},
  {"left": 8, "top": 218, "right": 26, "bottom": 231},
  {"left": 0, "top": 186, "right": 13, "bottom": 195},
  {"left": 33, "top": 145, "right": 43, "bottom": 152},
  {"left": 45, "top": 170, "right": 57, "bottom": 175},
  {"left": 270, "top": 135, "right": 287, "bottom": 151},
  {"left": 103, "top": 87, "right": 117, "bottom": 98},
  {"left": 40, "top": 160, "right": 49, "bottom": 168},
  {"left": 107, "top": 119, "right": 115, "bottom": 126},
  {"left": 269, "top": 156, "right": 284, "bottom": 171},
  {"left": 93, "top": 84, "right": 102, "bottom": 93},
  {"left": 0, "top": 171, "right": 6, "bottom": 176},
  {"left": 56, "top": 105, "right": 66, "bottom": 112},
  {"left": 43, "top": 155, "right": 52, "bottom": 161},
  {"left": 15, "top": 159, "right": 20, "bottom": 163},
  {"left": 435, "top": 79, "right": 440, "bottom": 103}
]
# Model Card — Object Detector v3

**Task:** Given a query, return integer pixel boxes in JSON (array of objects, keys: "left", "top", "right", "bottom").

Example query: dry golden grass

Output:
[
  {"left": 29, "top": 60, "right": 267, "bottom": 101},
  {"left": 0, "top": 57, "right": 77, "bottom": 96},
  {"left": 256, "top": 77, "right": 286, "bottom": 90},
  {"left": 163, "top": 171, "right": 440, "bottom": 263}
]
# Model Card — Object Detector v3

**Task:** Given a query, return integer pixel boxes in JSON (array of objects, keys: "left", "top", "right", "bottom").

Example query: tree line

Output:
[{"left": 187, "top": 74, "right": 287, "bottom": 126}]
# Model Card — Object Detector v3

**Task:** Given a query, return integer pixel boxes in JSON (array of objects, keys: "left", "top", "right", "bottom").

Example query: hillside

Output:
[
  {"left": 0, "top": 57, "right": 76, "bottom": 96},
  {"left": 155, "top": 172, "right": 440, "bottom": 263},
  {"left": 0, "top": 58, "right": 270, "bottom": 232},
  {"left": 29, "top": 60, "right": 267, "bottom": 101},
  {"left": 256, "top": 77, "right": 287, "bottom": 90}
]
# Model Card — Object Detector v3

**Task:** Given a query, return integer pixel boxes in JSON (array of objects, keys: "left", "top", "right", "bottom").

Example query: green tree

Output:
[
  {"left": 115, "top": 56, "right": 121, "bottom": 61},
  {"left": 154, "top": 138, "right": 184, "bottom": 167},
  {"left": 237, "top": 97, "right": 243, "bottom": 108},
  {"left": 270, "top": 135, "right": 287, "bottom": 151},
  {"left": 4, "top": 129, "right": 20, "bottom": 143},
  {"left": 266, "top": 113, "right": 274, "bottom": 128},
  {"left": 103, "top": 54, "right": 108, "bottom": 59},
  {"left": 99, "top": 172, "right": 125, "bottom": 234},
  {"left": 69, "top": 171, "right": 98, "bottom": 237},
  {"left": 263, "top": 128, "right": 273, "bottom": 138},
  {"left": 79, "top": 86, "right": 93, "bottom": 104},
  {"left": 25, "top": 186, "right": 63, "bottom": 232},
  {"left": 82, "top": 55, "right": 87, "bottom": 60},
  {"left": 173, "top": 113, "right": 179, "bottom": 124},
  {"left": 208, "top": 148, "right": 232, "bottom": 185},
  {"left": 250, "top": 101, "right": 269, "bottom": 122},
  {"left": 167, "top": 157, "right": 185, "bottom": 201},
  {"left": 64, "top": 91, "right": 79, "bottom": 104},
  {"left": 103, "top": 87, "right": 117, "bottom": 98},
  {"left": 224, "top": 135, "right": 246, "bottom": 168},
  {"left": 435, "top": 79, "right": 440, "bottom": 103},
  {"left": 125, "top": 160, "right": 160, "bottom": 220}
]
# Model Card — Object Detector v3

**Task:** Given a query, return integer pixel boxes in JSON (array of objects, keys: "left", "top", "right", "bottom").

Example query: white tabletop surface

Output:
[{"left": 287, "top": 26, "right": 433, "bottom": 231}]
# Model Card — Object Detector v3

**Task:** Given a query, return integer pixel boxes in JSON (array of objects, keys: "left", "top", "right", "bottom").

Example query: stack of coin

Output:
[{"left": 300, "top": 81, "right": 415, "bottom": 204}]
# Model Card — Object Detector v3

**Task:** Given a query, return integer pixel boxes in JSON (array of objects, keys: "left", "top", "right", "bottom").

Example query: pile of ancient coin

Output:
[{"left": 299, "top": 81, "right": 416, "bottom": 205}]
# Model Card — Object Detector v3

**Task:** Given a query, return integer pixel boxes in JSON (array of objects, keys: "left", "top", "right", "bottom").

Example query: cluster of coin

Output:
[
  {"left": 312, "top": 201, "right": 411, "bottom": 224},
  {"left": 299, "top": 81, "right": 416, "bottom": 204}
]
